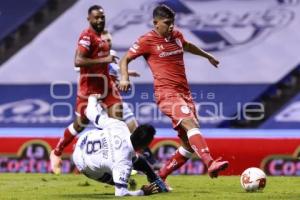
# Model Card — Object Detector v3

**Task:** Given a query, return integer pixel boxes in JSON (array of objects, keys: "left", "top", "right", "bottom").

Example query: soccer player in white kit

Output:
[{"left": 72, "top": 95, "right": 168, "bottom": 196}]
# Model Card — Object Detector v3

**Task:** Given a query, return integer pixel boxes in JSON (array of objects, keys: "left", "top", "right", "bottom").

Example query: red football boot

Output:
[{"left": 208, "top": 157, "right": 229, "bottom": 178}]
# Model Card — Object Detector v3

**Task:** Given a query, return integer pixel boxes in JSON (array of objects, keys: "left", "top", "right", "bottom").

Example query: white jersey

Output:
[
  {"left": 108, "top": 63, "right": 120, "bottom": 80},
  {"left": 73, "top": 120, "right": 140, "bottom": 196}
]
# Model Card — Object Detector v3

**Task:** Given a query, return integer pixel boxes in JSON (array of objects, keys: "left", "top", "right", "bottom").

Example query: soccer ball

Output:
[{"left": 240, "top": 167, "right": 266, "bottom": 192}]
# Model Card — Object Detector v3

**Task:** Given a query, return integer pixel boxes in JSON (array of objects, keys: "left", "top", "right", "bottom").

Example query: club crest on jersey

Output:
[
  {"left": 156, "top": 44, "right": 164, "bottom": 51},
  {"left": 114, "top": 135, "right": 122, "bottom": 150},
  {"left": 180, "top": 105, "right": 190, "bottom": 114},
  {"left": 175, "top": 38, "right": 182, "bottom": 48}
]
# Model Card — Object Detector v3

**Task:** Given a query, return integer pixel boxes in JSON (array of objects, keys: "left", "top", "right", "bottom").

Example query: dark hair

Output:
[
  {"left": 130, "top": 124, "right": 156, "bottom": 150},
  {"left": 153, "top": 4, "right": 175, "bottom": 19},
  {"left": 88, "top": 5, "right": 103, "bottom": 15}
]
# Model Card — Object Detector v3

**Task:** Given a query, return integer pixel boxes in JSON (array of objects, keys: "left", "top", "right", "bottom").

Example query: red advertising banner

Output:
[{"left": 0, "top": 136, "right": 299, "bottom": 175}]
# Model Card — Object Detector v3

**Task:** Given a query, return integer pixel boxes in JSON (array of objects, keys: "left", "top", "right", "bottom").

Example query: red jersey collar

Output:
[{"left": 152, "top": 29, "right": 174, "bottom": 41}]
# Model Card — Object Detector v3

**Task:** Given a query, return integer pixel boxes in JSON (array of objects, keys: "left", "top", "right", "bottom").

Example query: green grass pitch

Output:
[{"left": 0, "top": 174, "right": 299, "bottom": 199}]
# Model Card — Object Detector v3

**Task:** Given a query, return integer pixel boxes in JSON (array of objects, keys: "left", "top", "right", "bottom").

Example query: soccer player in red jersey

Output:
[
  {"left": 103, "top": 31, "right": 162, "bottom": 169},
  {"left": 119, "top": 5, "right": 229, "bottom": 181},
  {"left": 50, "top": 5, "right": 122, "bottom": 174}
]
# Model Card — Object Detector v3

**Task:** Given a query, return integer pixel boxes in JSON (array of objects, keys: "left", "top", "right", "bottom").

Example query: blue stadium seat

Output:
[{"left": 0, "top": 0, "right": 48, "bottom": 42}]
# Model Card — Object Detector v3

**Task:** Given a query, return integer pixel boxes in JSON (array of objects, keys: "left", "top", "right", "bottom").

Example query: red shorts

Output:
[
  {"left": 156, "top": 92, "right": 198, "bottom": 128},
  {"left": 75, "top": 87, "right": 122, "bottom": 117}
]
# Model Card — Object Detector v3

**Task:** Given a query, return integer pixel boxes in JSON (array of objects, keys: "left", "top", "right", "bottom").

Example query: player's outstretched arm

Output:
[
  {"left": 115, "top": 182, "right": 160, "bottom": 196},
  {"left": 74, "top": 49, "right": 117, "bottom": 68},
  {"left": 183, "top": 42, "right": 220, "bottom": 68},
  {"left": 119, "top": 52, "right": 132, "bottom": 92}
]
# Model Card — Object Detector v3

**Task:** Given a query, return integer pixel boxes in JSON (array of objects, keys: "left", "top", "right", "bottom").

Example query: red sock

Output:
[
  {"left": 187, "top": 128, "right": 213, "bottom": 167},
  {"left": 54, "top": 124, "right": 78, "bottom": 156},
  {"left": 159, "top": 146, "right": 192, "bottom": 180}
]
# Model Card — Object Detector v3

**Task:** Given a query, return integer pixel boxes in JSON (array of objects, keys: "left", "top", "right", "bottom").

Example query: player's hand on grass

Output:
[
  {"left": 208, "top": 56, "right": 219, "bottom": 68},
  {"left": 141, "top": 182, "right": 160, "bottom": 195},
  {"left": 118, "top": 79, "right": 131, "bottom": 92}
]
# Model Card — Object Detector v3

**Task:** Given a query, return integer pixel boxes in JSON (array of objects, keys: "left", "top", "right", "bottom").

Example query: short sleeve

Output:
[
  {"left": 77, "top": 33, "right": 91, "bottom": 55},
  {"left": 176, "top": 30, "right": 188, "bottom": 47},
  {"left": 127, "top": 36, "right": 149, "bottom": 60}
]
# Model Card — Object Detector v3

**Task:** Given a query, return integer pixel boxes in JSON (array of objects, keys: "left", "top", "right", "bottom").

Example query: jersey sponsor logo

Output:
[
  {"left": 108, "top": 0, "right": 297, "bottom": 52},
  {"left": 159, "top": 49, "right": 184, "bottom": 57}
]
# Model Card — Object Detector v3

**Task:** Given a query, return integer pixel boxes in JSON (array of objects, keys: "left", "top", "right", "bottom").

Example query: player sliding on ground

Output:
[
  {"left": 72, "top": 95, "right": 168, "bottom": 196},
  {"left": 119, "top": 4, "right": 229, "bottom": 183}
]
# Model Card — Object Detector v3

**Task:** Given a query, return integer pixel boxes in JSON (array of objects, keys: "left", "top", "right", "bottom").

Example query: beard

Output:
[{"left": 91, "top": 22, "right": 105, "bottom": 33}]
